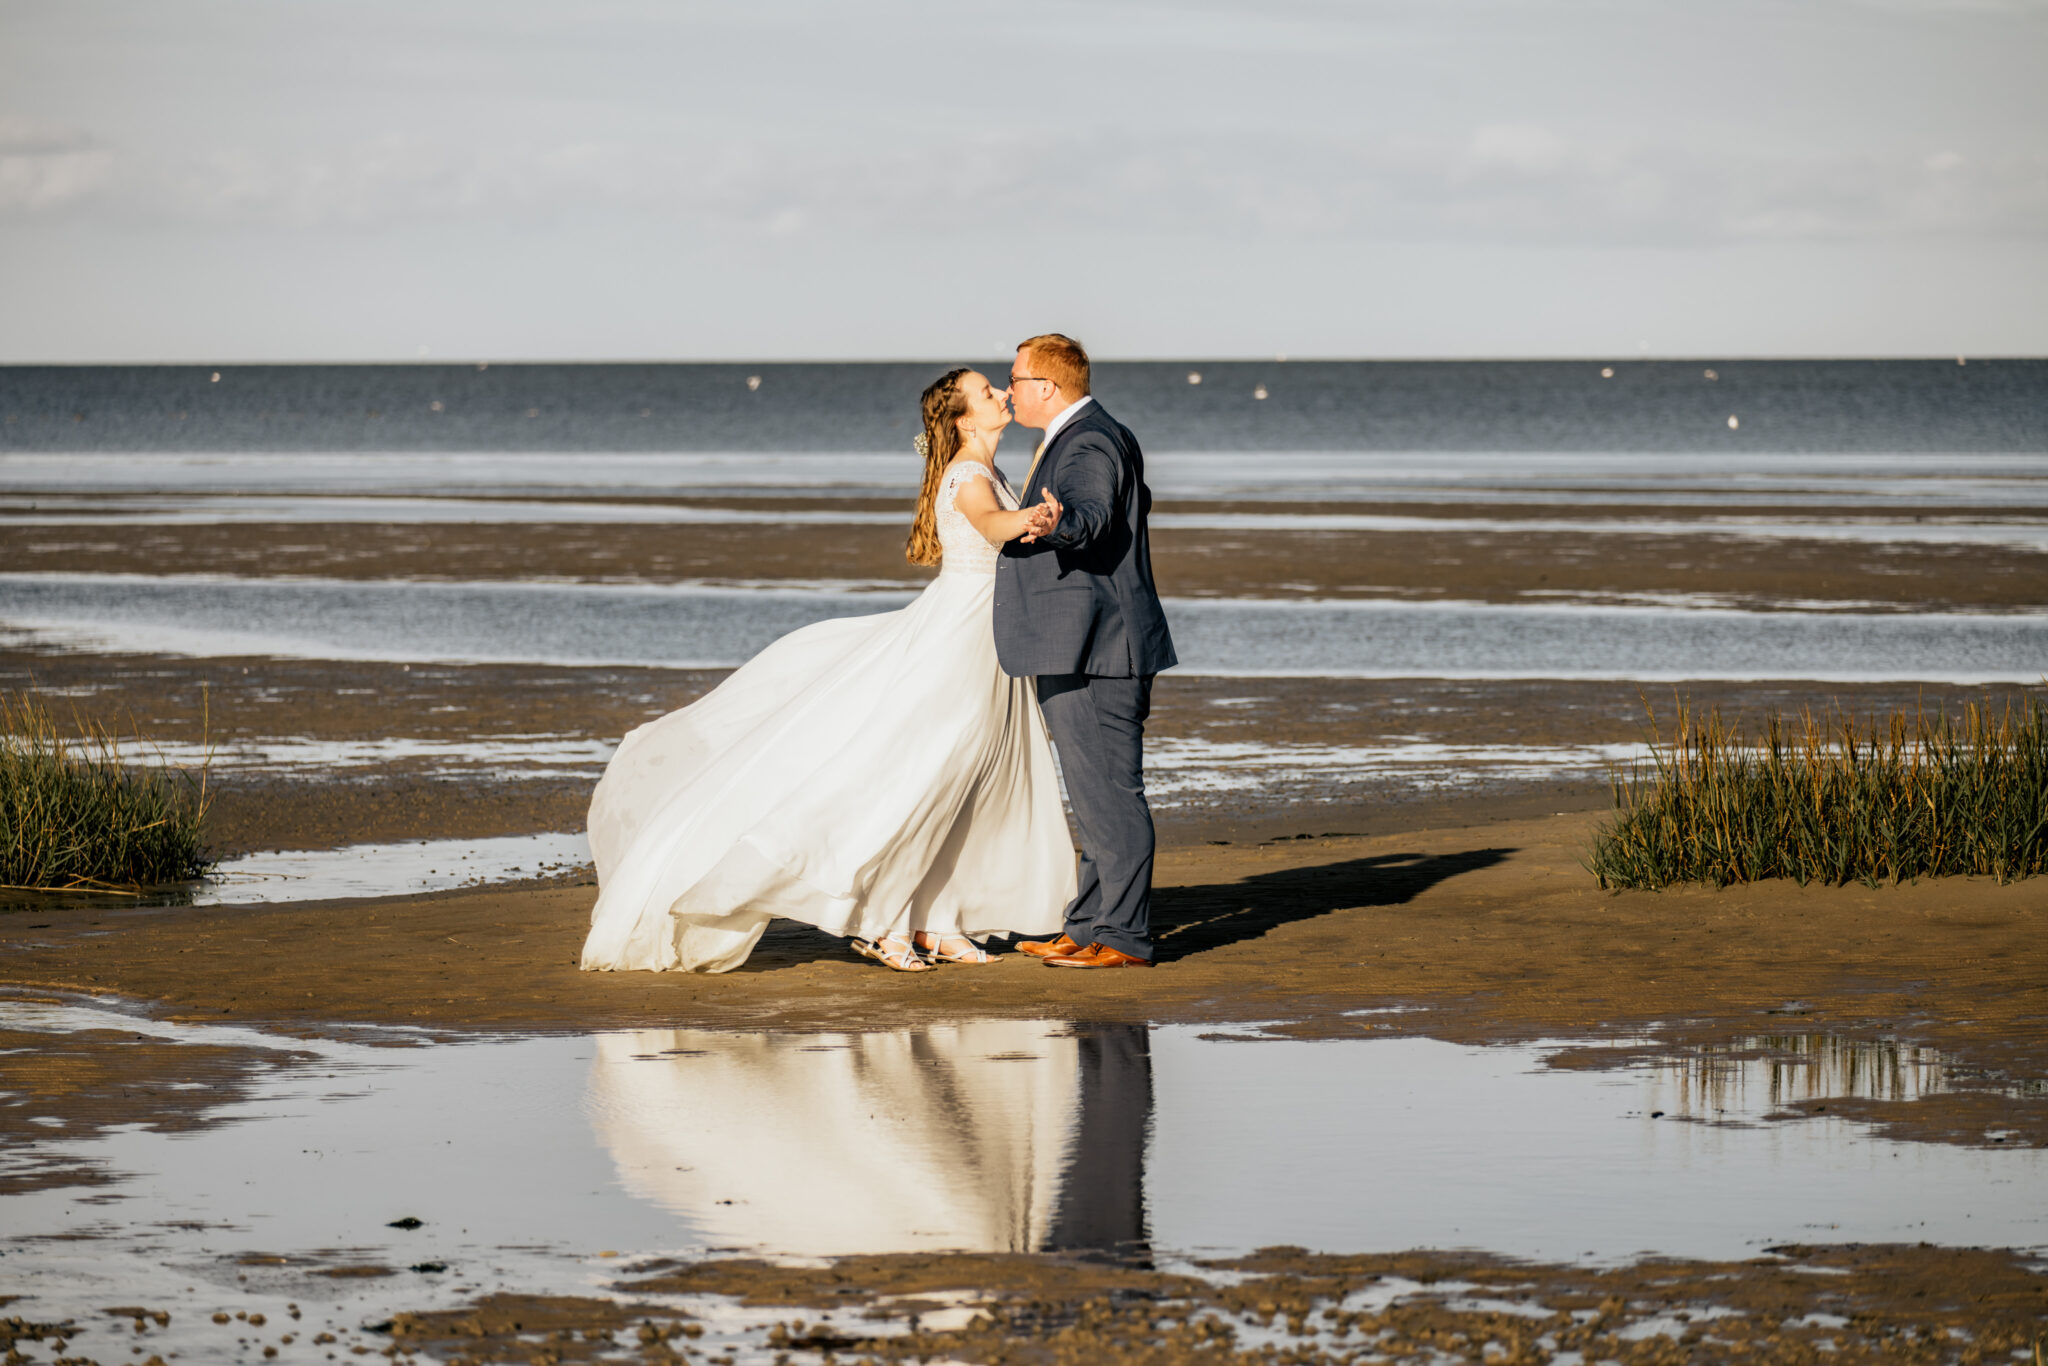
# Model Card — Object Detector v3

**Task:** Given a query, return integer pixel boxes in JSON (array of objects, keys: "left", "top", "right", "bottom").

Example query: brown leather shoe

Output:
[
  {"left": 1016, "top": 934, "right": 1079, "bottom": 960},
  {"left": 1043, "top": 943, "right": 1153, "bottom": 969}
]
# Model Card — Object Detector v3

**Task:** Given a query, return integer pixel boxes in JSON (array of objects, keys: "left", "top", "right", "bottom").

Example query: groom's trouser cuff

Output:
[{"left": 1037, "top": 672, "right": 1155, "bottom": 958}]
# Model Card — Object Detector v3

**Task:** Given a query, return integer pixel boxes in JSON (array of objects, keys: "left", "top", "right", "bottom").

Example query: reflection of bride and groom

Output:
[
  {"left": 587, "top": 1020, "right": 1152, "bottom": 1256},
  {"left": 581, "top": 333, "right": 1177, "bottom": 974}
]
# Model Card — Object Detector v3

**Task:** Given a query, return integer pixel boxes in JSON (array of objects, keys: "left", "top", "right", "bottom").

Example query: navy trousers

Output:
[{"left": 1035, "top": 672, "right": 1156, "bottom": 960}]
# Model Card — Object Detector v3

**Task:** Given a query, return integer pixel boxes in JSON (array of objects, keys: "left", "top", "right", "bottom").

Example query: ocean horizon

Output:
[{"left": 4, "top": 358, "right": 2044, "bottom": 456}]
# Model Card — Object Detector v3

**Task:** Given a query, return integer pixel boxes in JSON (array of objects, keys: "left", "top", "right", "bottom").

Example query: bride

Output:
[{"left": 579, "top": 368, "right": 1078, "bottom": 974}]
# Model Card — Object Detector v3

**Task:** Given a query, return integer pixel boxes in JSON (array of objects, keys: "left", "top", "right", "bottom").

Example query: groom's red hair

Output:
[{"left": 1017, "top": 333, "right": 1090, "bottom": 397}]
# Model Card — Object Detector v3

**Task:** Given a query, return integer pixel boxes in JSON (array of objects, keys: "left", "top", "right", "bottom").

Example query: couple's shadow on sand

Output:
[{"left": 741, "top": 846, "right": 1513, "bottom": 971}]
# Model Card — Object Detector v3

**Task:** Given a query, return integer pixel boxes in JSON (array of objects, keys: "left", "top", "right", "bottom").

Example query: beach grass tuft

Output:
[
  {"left": 0, "top": 691, "right": 213, "bottom": 893},
  {"left": 1589, "top": 697, "right": 2048, "bottom": 890}
]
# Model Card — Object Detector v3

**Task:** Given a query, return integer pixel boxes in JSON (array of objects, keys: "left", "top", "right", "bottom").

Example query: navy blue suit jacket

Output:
[{"left": 994, "top": 399, "right": 1177, "bottom": 679}]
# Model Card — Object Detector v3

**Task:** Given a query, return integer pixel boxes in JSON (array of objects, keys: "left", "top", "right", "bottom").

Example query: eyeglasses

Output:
[{"left": 1009, "top": 374, "right": 1056, "bottom": 389}]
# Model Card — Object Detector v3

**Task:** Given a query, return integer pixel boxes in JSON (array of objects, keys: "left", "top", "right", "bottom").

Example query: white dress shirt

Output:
[{"left": 1039, "top": 394, "right": 1095, "bottom": 448}]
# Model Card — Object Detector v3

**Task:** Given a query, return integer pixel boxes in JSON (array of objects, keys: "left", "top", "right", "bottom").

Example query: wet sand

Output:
[
  {"left": 3, "top": 642, "right": 2035, "bottom": 855},
  {"left": 301, "top": 1244, "right": 2048, "bottom": 1366},
  {"left": 7, "top": 502, "right": 2046, "bottom": 610},
  {"left": 7, "top": 813, "right": 2044, "bottom": 1149},
  {"left": 5, "top": 1241, "right": 2043, "bottom": 1364}
]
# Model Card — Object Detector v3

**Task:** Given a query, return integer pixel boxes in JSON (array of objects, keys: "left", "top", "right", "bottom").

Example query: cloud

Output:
[
  {"left": 18, "top": 120, "right": 2045, "bottom": 250},
  {"left": 0, "top": 119, "right": 114, "bottom": 212},
  {"left": 1467, "top": 124, "right": 1570, "bottom": 176}
]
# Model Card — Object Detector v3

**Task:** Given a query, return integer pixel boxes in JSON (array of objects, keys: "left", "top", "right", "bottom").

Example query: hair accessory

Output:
[{"left": 913, "top": 433, "right": 930, "bottom": 458}]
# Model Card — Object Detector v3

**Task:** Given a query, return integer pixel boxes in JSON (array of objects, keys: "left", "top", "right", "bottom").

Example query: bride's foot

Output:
[
  {"left": 914, "top": 932, "right": 995, "bottom": 964},
  {"left": 853, "top": 935, "right": 931, "bottom": 972}
]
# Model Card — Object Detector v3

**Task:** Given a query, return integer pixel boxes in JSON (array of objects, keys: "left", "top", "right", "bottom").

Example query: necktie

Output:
[{"left": 1020, "top": 440, "right": 1048, "bottom": 502}]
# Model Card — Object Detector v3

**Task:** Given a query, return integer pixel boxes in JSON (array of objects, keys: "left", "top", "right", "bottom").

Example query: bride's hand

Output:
[{"left": 1018, "top": 493, "right": 1063, "bottom": 543}]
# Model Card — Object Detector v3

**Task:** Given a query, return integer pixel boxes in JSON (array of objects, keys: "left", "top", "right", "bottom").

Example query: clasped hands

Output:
[{"left": 1017, "top": 491, "right": 1063, "bottom": 544}]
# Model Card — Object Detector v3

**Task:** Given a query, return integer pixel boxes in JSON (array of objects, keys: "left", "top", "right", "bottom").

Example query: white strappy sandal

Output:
[
  {"left": 915, "top": 932, "right": 995, "bottom": 965},
  {"left": 852, "top": 935, "right": 931, "bottom": 972}
]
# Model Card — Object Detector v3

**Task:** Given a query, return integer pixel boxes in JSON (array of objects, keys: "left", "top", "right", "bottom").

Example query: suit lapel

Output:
[{"left": 1024, "top": 403, "right": 1102, "bottom": 503}]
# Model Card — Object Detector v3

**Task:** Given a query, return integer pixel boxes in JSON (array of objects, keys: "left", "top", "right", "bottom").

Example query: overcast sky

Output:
[{"left": 3, "top": 0, "right": 2044, "bottom": 361}]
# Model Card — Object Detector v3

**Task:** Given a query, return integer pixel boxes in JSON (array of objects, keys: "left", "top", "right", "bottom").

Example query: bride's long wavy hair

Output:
[{"left": 906, "top": 367, "right": 970, "bottom": 567}]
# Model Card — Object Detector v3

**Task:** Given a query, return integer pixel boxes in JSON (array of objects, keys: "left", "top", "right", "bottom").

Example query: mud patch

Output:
[{"left": 215, "top": 1245, "right": 2048, "bottom": 1365}]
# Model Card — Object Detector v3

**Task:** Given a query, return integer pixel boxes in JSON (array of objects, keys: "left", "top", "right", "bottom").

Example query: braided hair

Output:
[{"left": 905, "top": 367, "right": 970, "bottom": 567}]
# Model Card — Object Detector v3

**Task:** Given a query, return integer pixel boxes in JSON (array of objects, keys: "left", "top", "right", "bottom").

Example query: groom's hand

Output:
[{"left": 1018, "top": 492, "right": 1063, "bottom": 542}]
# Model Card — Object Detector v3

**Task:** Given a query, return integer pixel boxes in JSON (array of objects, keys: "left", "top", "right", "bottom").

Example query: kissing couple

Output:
[{"left": 579, "top": 333, "right": 1176, "bottom": 974}]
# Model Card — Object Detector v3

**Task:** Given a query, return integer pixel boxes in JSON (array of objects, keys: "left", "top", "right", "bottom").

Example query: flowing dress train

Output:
[{"left": 580, "top": 461, "right": 1074, "bottom": 973}]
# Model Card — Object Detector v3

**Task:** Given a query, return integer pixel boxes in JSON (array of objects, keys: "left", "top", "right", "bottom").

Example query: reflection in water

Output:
[
  {"left": 586, "top": 1021, "right": 1150, "bottom": 1257},
  {"left": 1046, "top": 1025, "right": 1152, "bottom": 1254},
  {"left": 2, "top": 1000, "right": 2044, "bottom": 1300},
  {"left": 1647, "top": 1035, "right": 1951, "bottom": 1119}
]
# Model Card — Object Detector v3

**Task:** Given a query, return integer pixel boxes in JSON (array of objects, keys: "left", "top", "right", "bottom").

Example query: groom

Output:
[{"left": 997, "top": 334, "right": 1176, "bottom": 969}]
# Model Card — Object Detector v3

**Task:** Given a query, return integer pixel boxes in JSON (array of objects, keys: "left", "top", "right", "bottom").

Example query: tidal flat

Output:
[{"left": 3, "top": 443, "right": 2046, "bottom": 1361}]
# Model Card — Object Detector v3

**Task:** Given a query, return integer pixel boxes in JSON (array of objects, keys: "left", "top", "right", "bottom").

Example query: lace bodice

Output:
[{"left": 935, "top": 461, "right": 1014, "bottom": 576}]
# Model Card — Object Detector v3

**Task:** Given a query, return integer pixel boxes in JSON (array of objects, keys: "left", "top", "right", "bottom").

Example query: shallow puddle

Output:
[
  {"left": 0, "top": 834, "right": 592, "bottom": 914},
  {"left": 138, "top": 733, "right": 1645, "bottom": 801},
  {"left": 187, "top": 832, "right": 594, "bottom": 904},
  {"left": 1144, "top": 736, "right": 1647, "bottom": 803},
  {"left": 10, "top": 491, "right": 2048, "bottom": 550},
  {"left": 7, "top": 571, "right": 2047, "bottom": 681},
  {"left": 6, "top": 1004, "right": 2042, "bottom": 1259},
  {"left": 135, "top": 734, "right": 618, "bottom": 780},
  {"left": 7, "top": 449, "right": 2046, "bottom": 507},
  {"left": 1648, "top": 1033, "right": 1956, "bottom": 1113},
  {"left": 4, "top": 1003, "right": 2044, "bottom": 1358}
]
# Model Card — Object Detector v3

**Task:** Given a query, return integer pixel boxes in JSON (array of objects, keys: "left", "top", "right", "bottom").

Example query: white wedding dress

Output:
[{"left": 580, "top": 461, "right": 1075, "bottom": 973}]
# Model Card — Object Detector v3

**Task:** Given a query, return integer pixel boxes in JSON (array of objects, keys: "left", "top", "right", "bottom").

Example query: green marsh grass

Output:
[
  {"left": 0, "top": 691, "right": 213, "bottom": 893},
  {"left": 1589, "top": 698, "right": 2048, "bottom": 890}
]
